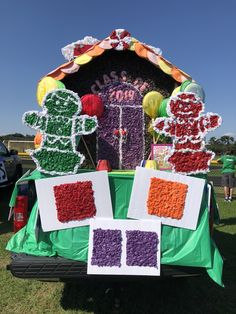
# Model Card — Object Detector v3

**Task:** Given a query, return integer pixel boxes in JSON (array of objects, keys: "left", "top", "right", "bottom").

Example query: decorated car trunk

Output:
[{"left": 7, "top": 29, "right": 224, "bottom": 287}]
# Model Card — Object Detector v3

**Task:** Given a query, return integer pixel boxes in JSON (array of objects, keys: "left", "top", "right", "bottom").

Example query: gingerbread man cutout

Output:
[
  {"left": 23, "top": 89, "right": 98, "bottom": 175},
  {"left": 153, "top": 92, "right": 221, "bottom": 175}
]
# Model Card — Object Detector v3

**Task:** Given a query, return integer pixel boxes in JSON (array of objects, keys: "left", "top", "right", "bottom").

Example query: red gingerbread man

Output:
[{"left": 153, "top": 92, "right": 222, "bottom": 175}]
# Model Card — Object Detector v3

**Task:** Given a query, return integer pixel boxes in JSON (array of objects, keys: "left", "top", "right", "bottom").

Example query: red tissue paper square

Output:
[{"left": 53, "top": 181, "right": 96, "bottom": 223}]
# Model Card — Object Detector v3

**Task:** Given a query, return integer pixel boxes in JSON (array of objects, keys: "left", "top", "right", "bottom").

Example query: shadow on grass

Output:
[
  {"left": 60, "top": 228, "right": 236, "bottom": 314},
  {"left": 220, "top": 217, "right": 236, "bottom": 225},
  {"left": 61, "top": 278, "right": 195, "bottom": 314},
  {"left": 0, "top": 221, "right": 12, "bottom": 234}
]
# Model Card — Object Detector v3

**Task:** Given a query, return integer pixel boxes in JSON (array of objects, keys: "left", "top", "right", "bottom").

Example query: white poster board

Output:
[
  {"left": 0, "top": 159, "right": 8, "bottom": 183},
  {"left": 128, "top": 167, "right": 205, "bottom": 230},
  {"left": 87, "top": 218, "right": 161, "bottom": 276},
  {"left": 35, "top": 171, "right": 113, "bottom": 231}
]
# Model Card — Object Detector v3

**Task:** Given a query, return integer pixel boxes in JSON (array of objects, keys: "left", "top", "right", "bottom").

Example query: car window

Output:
[{"left": 0, "top": 142, "right": 8, "bottom": 156}]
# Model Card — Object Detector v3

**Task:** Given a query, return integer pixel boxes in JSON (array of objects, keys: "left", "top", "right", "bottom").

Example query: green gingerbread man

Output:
[{"left": 23, "top": 89, "right": 98, "bottom": 175}]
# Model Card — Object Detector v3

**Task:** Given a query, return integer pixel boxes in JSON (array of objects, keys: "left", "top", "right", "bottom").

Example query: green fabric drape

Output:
[{"left": 6, "top": 170, "right": 223, "bottom": 286}]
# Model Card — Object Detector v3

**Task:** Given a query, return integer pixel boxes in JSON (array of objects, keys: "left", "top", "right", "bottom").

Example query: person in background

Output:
[{"left": 217, "top": 150, "right": 236, "bottom": 202}]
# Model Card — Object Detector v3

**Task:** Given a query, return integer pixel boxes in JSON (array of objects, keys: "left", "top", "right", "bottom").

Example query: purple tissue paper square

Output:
[
  {"left": 91, "top": 228, "right": 122, "bottom": 267},
  {"left": 126, "top": 230, "right": 159, "bottom": 267}
]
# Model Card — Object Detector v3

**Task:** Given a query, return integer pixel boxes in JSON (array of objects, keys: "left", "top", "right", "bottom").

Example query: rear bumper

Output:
[
  {"left": 7, "top": 253, "right": 203, "bottom": 281},
  {"left": 0, "top": 180, "right": 14, "bottom": 188}
]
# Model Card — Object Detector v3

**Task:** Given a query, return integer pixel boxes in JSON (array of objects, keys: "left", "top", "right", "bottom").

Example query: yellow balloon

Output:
[
  {"left": 142, "top": 91, "right": 163, "bottom": 118},
  {"left": 171, "top": 86, "right": 181, "bottom": 96},
  {"left": 158, "top": 59, "right": 172, "bottom": 75},
  {"left": 145, "top": 160, "right": 159, "bottom": 170},
  {"left": 37, "top": 77, "right": 65, "bottom": 106}
]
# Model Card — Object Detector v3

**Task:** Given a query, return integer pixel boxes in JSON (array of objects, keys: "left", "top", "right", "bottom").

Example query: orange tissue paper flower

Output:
[{"left": 147, "top": 177, "right": 188, "bottom": 220}]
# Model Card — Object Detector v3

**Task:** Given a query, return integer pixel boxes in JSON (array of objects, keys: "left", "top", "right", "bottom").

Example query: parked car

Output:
[{"left": 0, "top": 141, "right": 23, "bottom": 188}]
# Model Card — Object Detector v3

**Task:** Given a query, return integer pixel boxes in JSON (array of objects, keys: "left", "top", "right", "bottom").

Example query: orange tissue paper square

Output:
[{"left": 147, "top": 177, "right": 188, "bottom": 220}]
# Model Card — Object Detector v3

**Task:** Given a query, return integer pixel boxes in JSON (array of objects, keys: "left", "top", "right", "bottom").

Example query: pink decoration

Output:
[
  {"left": 153, "top": 92, "right": 222, "bottom": 175},
  {"left": 108, "top": 29, "right": 132, "bottom": 51}
]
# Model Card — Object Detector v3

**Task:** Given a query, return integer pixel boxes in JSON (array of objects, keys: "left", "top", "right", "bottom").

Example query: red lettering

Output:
[
  {"left": 128, "top": 90, "right": 135, "bottom": 100},
  {"left": 109, "top": 90, "right": 116, "bottom": 102},
  {"left": 140, "top": 82, "right": 149, "bottom": 92},
  {"left": 116, "top": 90, "right": 123, "bottom": 102}
]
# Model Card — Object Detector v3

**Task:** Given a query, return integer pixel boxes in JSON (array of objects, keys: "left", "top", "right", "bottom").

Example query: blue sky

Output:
[{"left": 0, "top": 0, "right": 235, "bottom": 139}]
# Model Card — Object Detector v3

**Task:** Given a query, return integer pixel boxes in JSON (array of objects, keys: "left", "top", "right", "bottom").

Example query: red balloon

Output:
[{"left": 81, "top": 94, "right": 104, "bottom": 118}]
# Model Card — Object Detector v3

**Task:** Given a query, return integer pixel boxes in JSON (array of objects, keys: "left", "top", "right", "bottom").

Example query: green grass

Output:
[
  {"left": 209, "top": 169, "right": 222, "bottom": 177},
  {"left": 0, "top": 188, "right": 236, "bottom": 314},
  {"left": 208, "top": 164, "right": 225, "bottom": 177}
]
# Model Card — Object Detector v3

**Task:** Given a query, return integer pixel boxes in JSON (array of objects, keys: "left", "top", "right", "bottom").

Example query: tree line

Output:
[
  {"left": 0, "top": 133, "right": 34, "bottom": 142},
  {"left": 206, "top": 135, "right": 236, "bottom": 155},
  {"left": 1, "top": 133, "right": 235, "bottom": 156}
]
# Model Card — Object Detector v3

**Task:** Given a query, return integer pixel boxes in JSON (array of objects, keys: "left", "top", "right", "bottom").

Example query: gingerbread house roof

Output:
[{"left": 43, "top": 29, "right": 192, "bottom": 84}]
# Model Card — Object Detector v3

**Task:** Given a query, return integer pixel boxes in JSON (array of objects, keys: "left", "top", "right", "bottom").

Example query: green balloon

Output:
[
  {"left": 184, "top": 82, "right": 205, "bottom": 102},
  {"left": 180, "top": 80, "right": 191, "bottom": 91},
  {"left": 159, "top": 98, "right": 170, "bottom": 117},
  {"left": 56, "top": 80, "right": 66, "bottom": 89}
]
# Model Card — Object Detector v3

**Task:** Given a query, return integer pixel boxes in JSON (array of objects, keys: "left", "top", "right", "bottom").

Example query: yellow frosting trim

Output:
[
  {"left": 158, "top": 58, "right": 172, "bottom": 75},
  {"left": 74, "top": 54, "right": 93, "bottom": 65}
]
